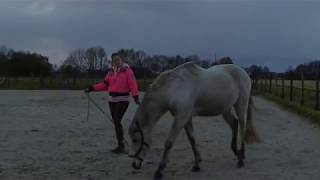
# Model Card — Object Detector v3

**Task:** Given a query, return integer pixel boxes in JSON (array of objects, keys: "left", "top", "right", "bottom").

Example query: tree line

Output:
[
  {"left": 0, "top": 46, "right": 52, "bottom": 77},
  {"left": 0, "top": 45, "right": 213, "bottom": 79},
  {"left": 245, "top": 61, "right": 320, "bottom": 80},
  {"left": 60, "top": 47, "right": 212, "bottom": 78},
  {"left": 284, "top": 61, "right": 320, "bottom": 79},
  {"left": 1, "top": 45, "right": 320, "bottom": 80}
]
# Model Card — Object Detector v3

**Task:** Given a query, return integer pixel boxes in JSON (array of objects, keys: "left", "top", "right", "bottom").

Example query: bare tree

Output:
[
  {"left": 63, "top": 47, "right": 108, "bottom": 73},
  {"left": 63, "top": 49, "right": 87, "bottom": 72},
  {"left": 86, "top": 48, "right": 97, "bottom": 72},
  {"left": 0, "top": 45, "right": 9, "bottom": 56},
  {"left": 96, "top": 47, "right": 107, "bottom": 71},
  {"left": 86, "top": 46, "right": 108, "bottom": 72},
  {"left": 135, "top": 50, "right": 147, "bottom": 68}
]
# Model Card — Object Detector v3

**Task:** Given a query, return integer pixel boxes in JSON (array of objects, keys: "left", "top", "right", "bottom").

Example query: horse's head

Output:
[
  {"left": 128, "top": 120, "right": 151, "bottom": 170},
  {"left": 128, "top": 91, "right": 166, "bottom": 170}
]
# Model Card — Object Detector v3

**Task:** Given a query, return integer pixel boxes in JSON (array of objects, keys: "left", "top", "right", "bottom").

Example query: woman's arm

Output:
[
  {"left": 92, "top": 74, "right": 110, "bottom": 92},
  {"left": 126, "top": 68, "right": 139, "bottom": 97}
]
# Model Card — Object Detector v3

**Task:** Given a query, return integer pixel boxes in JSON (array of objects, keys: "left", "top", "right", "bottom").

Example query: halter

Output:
[{"left": 129, "top": 121, "right": 150, "bottom": 162}]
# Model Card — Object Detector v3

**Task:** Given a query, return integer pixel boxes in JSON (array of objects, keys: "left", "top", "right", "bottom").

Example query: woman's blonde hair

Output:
[{"left": 111, "top": 52, "right": 127, "bottom": 63}]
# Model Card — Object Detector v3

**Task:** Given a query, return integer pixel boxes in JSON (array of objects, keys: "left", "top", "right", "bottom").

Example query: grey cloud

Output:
[{"left": 0, "top": 0, "right": 319, "bottom": 71}]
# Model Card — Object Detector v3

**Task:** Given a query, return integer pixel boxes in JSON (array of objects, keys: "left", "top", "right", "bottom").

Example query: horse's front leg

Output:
[
  {"left": 184, "top": 119, "right": 202, "bottom": 172},
  {"left": 154, "top": 115, "right": 188, "bottom": 180}
]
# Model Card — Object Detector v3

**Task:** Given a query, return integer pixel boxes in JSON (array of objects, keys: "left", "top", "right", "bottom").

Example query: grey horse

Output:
[{"left": 128, "top": 62, "right": 259, "bottom": 179}]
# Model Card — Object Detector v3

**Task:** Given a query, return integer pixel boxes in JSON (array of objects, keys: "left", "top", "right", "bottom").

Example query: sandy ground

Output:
[{"left": 0, "top": 90, "right": 320, "bottom": 180}]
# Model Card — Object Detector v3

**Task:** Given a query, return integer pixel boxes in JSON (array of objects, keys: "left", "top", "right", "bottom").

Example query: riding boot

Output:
[
  {"left": 110, "top": 122, "right": 125, "bottom": 154},
  {"left": 110, "top": 144, "right": 125, "bottom": 154},
  {"left": 109, "top": 101, "right": 128, "bottom": 154}
]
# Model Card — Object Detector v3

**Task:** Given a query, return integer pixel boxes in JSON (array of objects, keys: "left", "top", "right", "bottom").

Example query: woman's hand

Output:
[
  {"left": 84, "top": 86, "right": 94, "bottom": 93},
  {"left": 133, "top": 95, "right": 140, "bottom": 105}
]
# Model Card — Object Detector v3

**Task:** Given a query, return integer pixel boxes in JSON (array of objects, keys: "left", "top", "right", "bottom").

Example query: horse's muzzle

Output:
[{"left": 132, "top": 160, "right": 142, "bottom": 170}]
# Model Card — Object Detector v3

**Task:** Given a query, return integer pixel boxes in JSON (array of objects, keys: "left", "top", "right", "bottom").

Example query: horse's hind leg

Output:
[
  {"left": 154, "top": 113, "right": 190, "bottom": 180},
  {"left": 234, "top": 98, "right": 249, "bottom": 168},
  {"left": 184, "top": 119, "right": 202, "bottom": 172},
  {"left": 222, "top": 110, "right": 238, "bottom": 157}
]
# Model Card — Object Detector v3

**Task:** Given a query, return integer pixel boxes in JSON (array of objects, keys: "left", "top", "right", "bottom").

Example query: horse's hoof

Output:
[
  {"left": 132, "top": 161, "right": 142, "bottom": 170},
  {"left": 237, "top": 160, "right": 244, "bottom": 168},
  {"left": 232, "top": 150, "right": 238, "bottom": 157},
  {"left": 192, "top": 166, "right": 200, "bottom": 172},
  {"left": 153, "top": 172, "right": 163, "bottom": 180}
]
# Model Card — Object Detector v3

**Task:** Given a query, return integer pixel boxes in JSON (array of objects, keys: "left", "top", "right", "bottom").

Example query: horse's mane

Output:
[{"left": 149, "top": 62, "right": 202, "bottom": 90}]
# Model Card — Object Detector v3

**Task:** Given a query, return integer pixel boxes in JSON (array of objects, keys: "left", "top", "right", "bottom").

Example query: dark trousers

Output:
[{"left": 108, "top": 101, "right": 129, "bottom": 147}]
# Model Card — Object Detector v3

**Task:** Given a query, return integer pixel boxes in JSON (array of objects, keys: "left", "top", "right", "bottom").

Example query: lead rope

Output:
[
  {"left": 86, "top": 93, "right": 113, "bottom": 122},
  {"left": 85, "top": 93, "right": 129, "bottom": 149},
  {"left": 86, "top": 93, "right": 90, "bottom": 122}
]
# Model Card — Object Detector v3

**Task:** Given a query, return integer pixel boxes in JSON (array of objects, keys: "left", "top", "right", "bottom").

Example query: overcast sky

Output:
[{"left": 1, "top": 0, "right": 320, "bottom": 72}]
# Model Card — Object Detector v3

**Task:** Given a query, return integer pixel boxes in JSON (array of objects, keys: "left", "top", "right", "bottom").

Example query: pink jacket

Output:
[{"left": 93, "top": 64, "right": 139, "bottom": 97}]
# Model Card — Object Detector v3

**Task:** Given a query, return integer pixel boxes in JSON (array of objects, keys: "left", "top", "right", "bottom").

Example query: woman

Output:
[{"left": 85, "top": 53, "right": 140, "bottom": 154}]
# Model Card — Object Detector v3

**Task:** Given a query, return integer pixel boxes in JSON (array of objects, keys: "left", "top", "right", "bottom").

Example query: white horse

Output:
[{"left": 128, "top": 62, "right": 259, "bottom": 179}]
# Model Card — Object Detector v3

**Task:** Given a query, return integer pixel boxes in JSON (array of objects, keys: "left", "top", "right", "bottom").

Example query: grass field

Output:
[
  {"left": 258, "top": 84, "right": 318, "bottom": 108},
  {"left": 257, "top": 79, "right": 318, "bottom": 90},
  {"left": 261, "top": 93, "right": 320, "bottom": 125},
  {"left": 257, "top": 79, "right": 320, "bottom": 122},
  {"left": 0, "top": 77, "right": 154, "bottom": 91}
]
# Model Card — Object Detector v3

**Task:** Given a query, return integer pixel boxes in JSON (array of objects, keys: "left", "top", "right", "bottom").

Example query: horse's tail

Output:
[{"left": 245, "top": 96, "right": 260, "bottom": 144}]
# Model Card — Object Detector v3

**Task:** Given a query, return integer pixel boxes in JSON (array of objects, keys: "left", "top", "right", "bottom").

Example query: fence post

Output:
[
  {"left": 252, "top": 79, "right": 259, "bottom": 90},
  {"left": 281, "top": 77, "right": 285, "bottom": 99},
  {"left": 300, "top": 72, "right": 304, "bottom": 105},
  {"left": 290, "top": 78, "right": 293, "bottom": 102},
  {"left": 39, "top": 75, "right": 44, "bottom": 89},
  {"left": 259, "top": 78, "right": 262, "bottom": 91},
  {"left": 316, "top": 74, "right": 319, "bottom": 110},
  {"left": 269, "top": 75, "right": 272, "bottom": 94},
  {"left": 263, "top": 77, "right": 267, "bottom": 92},
  {"left": 265, "top": 78, "right": 268, "bottom": 93},
  {"left": 252, "top": 77, "right": 255, "bottom": 90},
  {"left": 262, "top": 78, "right": 264, "bottom": 92},
  {"left": 7, "top": 77, "right": 10, "bottom": 88},
  {"left": 72, "top": 76, "right": 77, "bottom": 89},
  {"left": 49, "top": 77, "right": 53, "bottom": 89},
  {"left": 275, "top": 78, "right": 278, "bottom": 96}
]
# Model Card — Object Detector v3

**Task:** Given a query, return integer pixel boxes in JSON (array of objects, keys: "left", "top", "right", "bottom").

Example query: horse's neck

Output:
[
  {"left": 138, "top": 103, "right": 167, "bottom": 134},
  {"left": 139, "top": 114, "right": 161, "bottom": 134}
]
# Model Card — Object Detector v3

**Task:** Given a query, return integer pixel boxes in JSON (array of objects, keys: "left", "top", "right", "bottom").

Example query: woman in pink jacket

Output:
[{"left": 85, "top": 53, "right": 140, "bottom": 153}]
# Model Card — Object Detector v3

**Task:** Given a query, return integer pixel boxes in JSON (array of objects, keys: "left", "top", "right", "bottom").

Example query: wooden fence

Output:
[{"left": 253, "top": 73, "right": 320, "bottom": 110}]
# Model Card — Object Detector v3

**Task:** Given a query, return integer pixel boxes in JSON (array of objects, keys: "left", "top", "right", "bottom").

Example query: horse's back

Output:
[
  {"left": 208, "top": 64, "right": 249, "bottom": 78},
  {"left": 207, "top": 64, "right": 251, "bottom": 90},
  {"left": 160, "top": 63, "right": 251, "bottom": 97},
  {"left": 192, "top": 64, "right": 251, "bottom": 116},
  {"left": 147, "top": 62, "right": 251, "bottom": 116}
]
